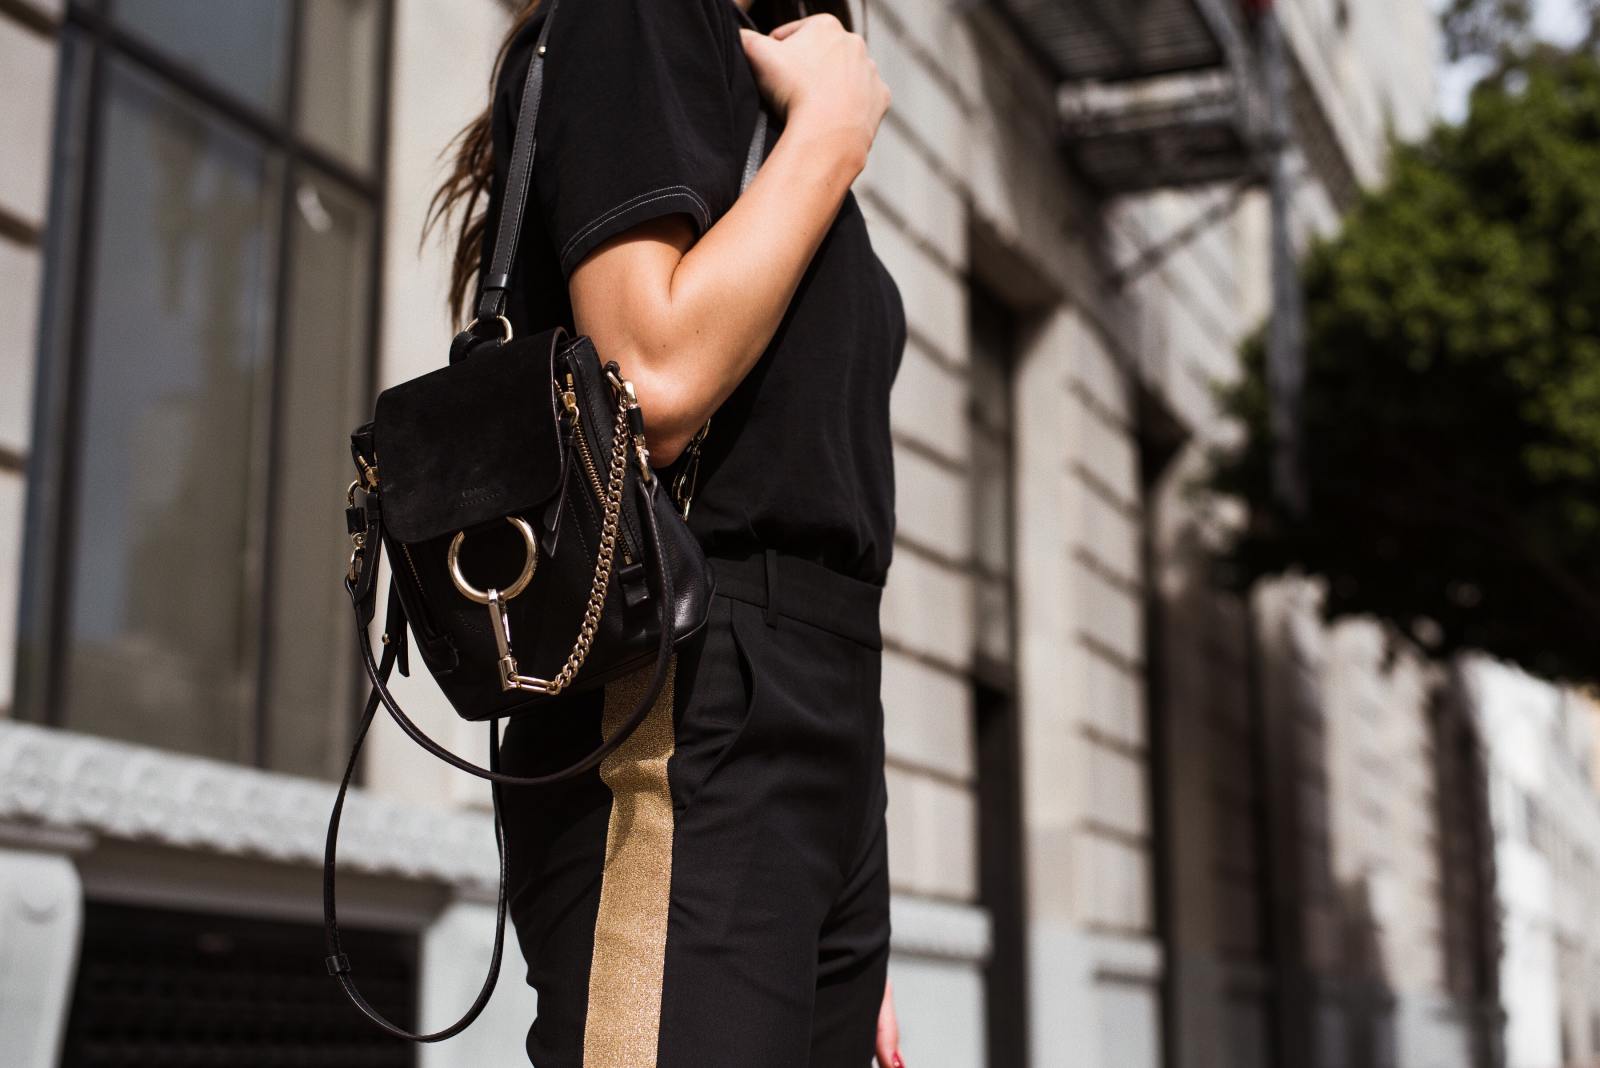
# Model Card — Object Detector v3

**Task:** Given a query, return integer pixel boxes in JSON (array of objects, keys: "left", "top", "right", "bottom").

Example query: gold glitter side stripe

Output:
[{"left": 583, "top": 658, "right": 677, "bottom": 1068}]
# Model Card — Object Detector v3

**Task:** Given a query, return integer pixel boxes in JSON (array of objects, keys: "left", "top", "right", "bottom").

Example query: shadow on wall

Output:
[{"left": 1151, "top": 474, "right": 1502, "bottom": 1068}]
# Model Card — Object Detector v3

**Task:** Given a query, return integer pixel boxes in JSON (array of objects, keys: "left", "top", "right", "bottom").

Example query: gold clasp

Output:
[
  {"left": 346, "top": 479, "right": 369, "bottom": 582},
  {"left": 672, "top": 419, "right": 711, "bottom": 518},
  {"left": 605, "top": 369, "right": 654, "bottom": 483},
  {"left": 355, "top": 453, "right": 379, "bottom": 491},
  {"left": 446, "top": 517, "right": 558, "bottom": 694}
]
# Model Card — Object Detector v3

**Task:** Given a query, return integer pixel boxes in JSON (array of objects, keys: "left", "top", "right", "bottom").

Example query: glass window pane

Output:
[
  {"left": 296, "top": 0, "right": 382, "bottom": 171},
  {"left": 969, "top": 290, "right": 1017, "bottom": 672},
  {"left": 263, "top": 171, "right": 373, "bottom": 779},
  {"left": 972, "top": 427, "right": 1013, "bottom": 669},
  {"left": 61, "top": 59, "right": 279, "bottom": 761},
  {"left": 114, "top": 0, "right": 290, "bottom": 113}
]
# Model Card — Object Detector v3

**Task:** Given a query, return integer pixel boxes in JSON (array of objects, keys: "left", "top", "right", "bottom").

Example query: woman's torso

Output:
[{"left": 485, "top": 0, "right": 906, "bottom": 586}]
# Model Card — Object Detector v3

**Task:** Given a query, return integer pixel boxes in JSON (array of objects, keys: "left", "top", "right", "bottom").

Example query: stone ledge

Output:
[
  {"left": 0, "top": 722, "right": 498, "bottom": 891},
  {"left": 890, "top": 894, "right": 992, "bottom": 964},
  {"left": 0, "top": 722, "right": 1000, "bottom": 967}
]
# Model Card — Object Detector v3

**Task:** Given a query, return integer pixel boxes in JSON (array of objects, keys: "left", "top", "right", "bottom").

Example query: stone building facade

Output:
[
  {"left": 1469, "top": 662, "right": 1600, "bottom": 1068},
  {"left": 0, "top": 0, "right": 1586, "bottom": 1066}
]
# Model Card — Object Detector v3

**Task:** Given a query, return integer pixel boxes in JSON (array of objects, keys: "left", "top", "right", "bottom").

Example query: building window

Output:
[
  {"left": 18, "top": 0, "right": 390, "bottom": 780},
  {"left": 969, "top": 282, "right": 1029, "bottom": 1068}
]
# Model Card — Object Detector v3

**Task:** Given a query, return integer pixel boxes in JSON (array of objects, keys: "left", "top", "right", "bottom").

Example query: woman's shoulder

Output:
[
  {"left": 496, "top": 0, "right": 739, "bottom": 122},
  {"left": 535, "top": 0, "right": 734, "bottom": 41}
]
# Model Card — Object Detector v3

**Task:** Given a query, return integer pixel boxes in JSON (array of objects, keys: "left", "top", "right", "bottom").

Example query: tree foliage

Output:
[
  {"left": 1441, "top": 0, "right": 1536, "bottom": 62},
  {"left": 1441, "top": 0, "right": 1600, "bottom": 63},
  {"left": 1210, "top": 54, "right": 1600, "bottom": 683}
]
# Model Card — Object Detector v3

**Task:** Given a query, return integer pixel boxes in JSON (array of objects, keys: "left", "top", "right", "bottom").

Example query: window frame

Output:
[{"left": 16, "top": 0, "right": 394, "bottom": 774}]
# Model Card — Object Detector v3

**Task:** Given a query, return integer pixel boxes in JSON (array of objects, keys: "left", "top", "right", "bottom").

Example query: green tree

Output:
[
  {"left": 1210, "top": 54, "right": 1600, "bottom": 683},
  {"left": 1441, "top": 0, "right": 1599, "bottom": 63}
]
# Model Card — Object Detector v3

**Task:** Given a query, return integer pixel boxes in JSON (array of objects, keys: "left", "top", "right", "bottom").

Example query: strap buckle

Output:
[{"left": 346, "top": 480, "right": 369, "bottom": 584}]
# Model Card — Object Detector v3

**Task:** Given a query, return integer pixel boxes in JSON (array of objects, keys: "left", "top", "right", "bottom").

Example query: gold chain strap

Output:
[{"left": 544, "top": 395, "right": 632, "bottom": 693}]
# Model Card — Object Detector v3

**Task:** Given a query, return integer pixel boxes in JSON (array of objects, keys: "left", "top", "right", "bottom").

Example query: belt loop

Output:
[{"left": 763, "top": 549, "right": 779, "bottom": 628}]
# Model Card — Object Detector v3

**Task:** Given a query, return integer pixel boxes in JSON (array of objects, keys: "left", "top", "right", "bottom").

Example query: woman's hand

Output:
[
  {"left": 739, "top": 15, "right": 890, "bottom": 175},
  {"left": 876, "top": 977, "right": 904, "bottom": 1068}
]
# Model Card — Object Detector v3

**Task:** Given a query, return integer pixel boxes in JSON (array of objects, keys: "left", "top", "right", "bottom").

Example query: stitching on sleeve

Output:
[{"left": 560, "top": 184, "right": 712, "bottom": 265}]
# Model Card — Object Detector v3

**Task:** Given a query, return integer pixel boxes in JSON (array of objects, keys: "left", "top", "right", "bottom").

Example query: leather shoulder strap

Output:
[
  {"left": 473, "top": 0, "right": 771, "bottom": 326},
  {"left": 475, "top": 0, "right": 562, "bottom": 326}
]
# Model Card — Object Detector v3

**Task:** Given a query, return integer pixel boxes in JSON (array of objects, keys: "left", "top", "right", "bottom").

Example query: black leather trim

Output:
[{"left": 475, "top": 0, "right": 561, "bottom": 325}]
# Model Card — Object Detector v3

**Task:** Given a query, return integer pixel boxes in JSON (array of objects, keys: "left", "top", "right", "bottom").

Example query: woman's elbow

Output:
[
  {"left": 648, "top": 431, "right": 693, "bottom": 469},
  {"left": 623, "top": 367, "right": 700, "bottom": 467}
]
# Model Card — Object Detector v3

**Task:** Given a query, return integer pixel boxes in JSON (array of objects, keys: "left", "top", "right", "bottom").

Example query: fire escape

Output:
[
  {"left": 991, "top": 0, "right": 1307, "bottom": 515},
  {"left": 1015, "top": 0, "right": 1266, "bottom": 192},
  {"left": 983, "top": 3, "right": 1322, "bottom": 1068}
]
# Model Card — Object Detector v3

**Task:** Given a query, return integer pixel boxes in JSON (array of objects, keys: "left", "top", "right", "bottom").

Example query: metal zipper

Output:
[
  {"left": 563, "top": 377, "right": 607, "bottom": 509},
  {"left": 564, "top": 375, "right": 633, "bottom": 565},
  {"left": 400, "top": 543, "right": 427, "bottom": 597},
  {"left": 397, "top": 541, "right": 449, "bottom": 643}
]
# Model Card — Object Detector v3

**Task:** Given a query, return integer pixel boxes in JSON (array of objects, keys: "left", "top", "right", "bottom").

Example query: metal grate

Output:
[
  {"left": 995, "top": 0, "right": 1227, "bottom": 82},
  {"left": 62, "top": 902, "right": 417, "bottom": 1068},
  {"left": 993, "top": 0, "right": 1267, "bottom": 195},
  {"left": 1062, "top": 79, "right": 1257, "bottom": 194}
]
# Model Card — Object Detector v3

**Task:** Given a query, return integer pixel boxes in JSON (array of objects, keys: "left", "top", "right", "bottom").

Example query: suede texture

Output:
[{"left": 374, "top": 328, "right": 567, "bottom": 544}]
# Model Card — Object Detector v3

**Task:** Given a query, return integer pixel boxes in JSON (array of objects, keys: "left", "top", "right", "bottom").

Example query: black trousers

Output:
[{"left": 499, "top": 551, "right": 891, "bottom": 1067}]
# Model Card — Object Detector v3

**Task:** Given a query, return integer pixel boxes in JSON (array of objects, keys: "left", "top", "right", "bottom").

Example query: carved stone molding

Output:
[
  {"left": 0, "top": 723, "right": 999, "bottom": 969},
  {"left": 0, "top": 722, "right": 498, "bottom": 892}
]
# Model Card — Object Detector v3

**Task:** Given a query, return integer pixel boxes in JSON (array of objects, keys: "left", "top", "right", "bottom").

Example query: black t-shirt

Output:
[{"left": 484, "top": 0, "right": 906, "bottom": 585}]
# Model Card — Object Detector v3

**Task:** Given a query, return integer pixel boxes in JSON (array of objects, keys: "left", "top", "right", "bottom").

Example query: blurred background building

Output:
[{"left": 0, "top": 1, "right": 1597, "bottom": 1066}]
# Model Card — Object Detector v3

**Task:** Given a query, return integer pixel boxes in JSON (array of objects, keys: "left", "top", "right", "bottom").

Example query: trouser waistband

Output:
[{"left": 708, "top": 550, "right": 883, "bottom": 649}]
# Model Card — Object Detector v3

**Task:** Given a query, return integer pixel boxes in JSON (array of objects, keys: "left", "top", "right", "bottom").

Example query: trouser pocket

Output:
[{"left": 667, "top": 595, "right": 758, "bottom": 813}]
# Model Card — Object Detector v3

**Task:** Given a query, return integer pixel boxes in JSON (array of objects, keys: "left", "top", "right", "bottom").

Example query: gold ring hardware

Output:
[
  {"left": 467, "top": 395, "right": 633, "bottom": 696},
  {"left": 447, "top": 517, "right": 539, "bottom": 605},
  {"left": 465, "top": 314, "right": 514, "bottom": 343}
]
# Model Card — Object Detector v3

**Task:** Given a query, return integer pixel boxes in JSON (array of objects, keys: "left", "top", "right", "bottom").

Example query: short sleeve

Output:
[{"left": 532, "top": 0, "right": 739, "bottom": 277}]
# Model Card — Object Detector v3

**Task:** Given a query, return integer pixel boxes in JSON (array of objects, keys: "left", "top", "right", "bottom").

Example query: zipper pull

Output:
[{"left": 561, "top": 373, "right": 580, "bottom": 424}]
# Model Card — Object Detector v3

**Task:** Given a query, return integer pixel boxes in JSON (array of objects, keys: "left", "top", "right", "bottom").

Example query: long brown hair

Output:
[{"left": 425, "top": 0, "right": 859, "bottom": 324}]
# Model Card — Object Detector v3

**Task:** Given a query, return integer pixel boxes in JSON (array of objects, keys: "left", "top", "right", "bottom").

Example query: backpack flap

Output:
[{"left": 374, "top": 327, "right": 569, "bottom": 544}]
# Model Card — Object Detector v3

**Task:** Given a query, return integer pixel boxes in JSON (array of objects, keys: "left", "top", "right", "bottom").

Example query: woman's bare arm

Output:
[{"left": 568, "top": 14, "right": 890, "bottom": 464}]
